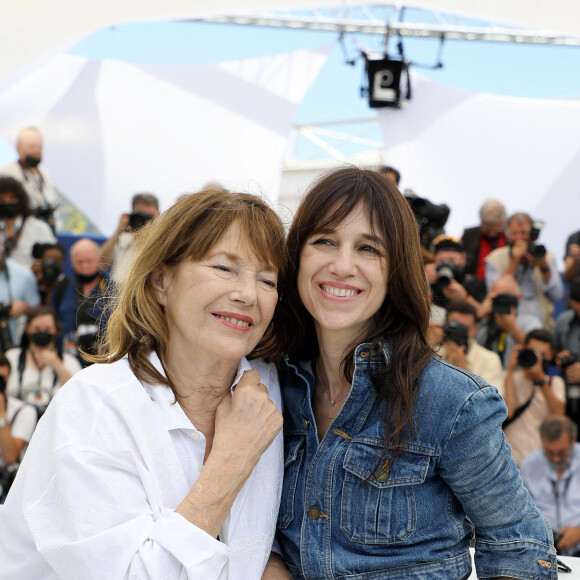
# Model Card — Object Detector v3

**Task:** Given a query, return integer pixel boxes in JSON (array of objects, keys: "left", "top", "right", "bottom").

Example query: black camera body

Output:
[
  {"left": 528, "top": 242, "right": 547, "bottom": 260},
  {"left": 517, "top": 348, "right": 538, "bottom": 369},
  {"left": 443, "top": 320, "right": 469, "bottom": 348},
  {"left": 492, "top": 293, "right": 518, "bottom": 315},
  {"left": 560, "top": 354, "right": 579, "bottom": 370},
  {"left": 129, "top": 211, "right": 155, "bottom": 231}
]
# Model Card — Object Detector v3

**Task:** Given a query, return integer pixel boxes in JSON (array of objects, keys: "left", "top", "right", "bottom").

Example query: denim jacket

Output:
[{"left": 277, "top": 342, "right": 556, "bottom": 580}]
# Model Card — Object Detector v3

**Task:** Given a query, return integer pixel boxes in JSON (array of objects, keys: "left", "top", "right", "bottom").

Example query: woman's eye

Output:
[
  {"left": 360, "top": 244, "right": 381, "bottom": 255},
  {"left": 260, "top": 279, "right": 278, "bottom": 290},
  {"left": 213, "top": 265, "right": 233, "bottom": 273},
  {"left": 312, "top": 237, "right": 334, "bottom": 246}
]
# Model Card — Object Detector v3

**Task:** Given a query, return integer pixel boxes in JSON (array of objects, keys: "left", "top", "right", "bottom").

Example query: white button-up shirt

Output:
[{"left": 0, "top": 352, "right": 283, "bottom": 579}]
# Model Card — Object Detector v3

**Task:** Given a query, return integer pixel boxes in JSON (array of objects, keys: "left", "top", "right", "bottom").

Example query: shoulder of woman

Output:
[
  {"left": 54, "top": 358, "right": 144, "bottom": 405},
  {"left": 420, "top": 356, "right": 496, "bottom": 400}
]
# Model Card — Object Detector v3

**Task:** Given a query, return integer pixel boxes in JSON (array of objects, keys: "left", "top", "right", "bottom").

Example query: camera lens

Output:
[{"left": 517, "top": 349, "right": 538, "bottom": 369}]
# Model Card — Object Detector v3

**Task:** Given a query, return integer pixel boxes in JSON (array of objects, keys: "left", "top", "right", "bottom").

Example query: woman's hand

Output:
[
  {"left": 176, "top": 370, "right": 282, "bottom": 538},
  {"left": 212, "top": 370, "right": 283, "bottom": 476}
]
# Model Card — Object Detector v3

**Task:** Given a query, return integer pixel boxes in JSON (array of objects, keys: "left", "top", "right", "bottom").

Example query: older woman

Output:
[
  {"left": 276, "top": 167, "right": 556, "bottom": 579},
  {"left": 0, "top": 189, "right": 287, "bottom": 579}
]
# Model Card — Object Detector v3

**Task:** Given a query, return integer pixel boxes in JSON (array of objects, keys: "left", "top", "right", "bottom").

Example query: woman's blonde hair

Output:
[{"left": 89, "top": 188, "right": 287, "bottom": 390}]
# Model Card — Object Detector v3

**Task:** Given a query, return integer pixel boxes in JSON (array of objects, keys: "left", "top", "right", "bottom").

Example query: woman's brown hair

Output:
[
  {"left": 89, "top": 188, "right": 287, "bottom": 391},
  {"left": 284, "top": 166, "right": 434, "bottom": 469}
]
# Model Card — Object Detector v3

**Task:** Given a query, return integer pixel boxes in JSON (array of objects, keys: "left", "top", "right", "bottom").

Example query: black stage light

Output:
[{"left": 365, "top": 55, "right": 411, "bottom": 108}]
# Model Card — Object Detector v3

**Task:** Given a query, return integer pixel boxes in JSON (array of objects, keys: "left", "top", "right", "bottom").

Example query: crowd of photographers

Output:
[{"left": 0, "top": 128, "right": 161, "bottom": 500}]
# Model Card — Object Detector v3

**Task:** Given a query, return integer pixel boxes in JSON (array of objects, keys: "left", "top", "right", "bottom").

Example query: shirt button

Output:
[
  {"left": 302, "top": 418, "right": 310, "bottom": 429},
  {"left": 308, "top": 506, "right": 321, "bottom": 519},
  {"left": 189, "top": 432, "right": 199, "bottom": 440}
]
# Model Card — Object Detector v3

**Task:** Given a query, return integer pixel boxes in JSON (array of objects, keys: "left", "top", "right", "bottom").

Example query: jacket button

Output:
[
  {"left": 375, "top": 471, "right": 388, "bottom": 482},
  {"left": 360, "top": 351, "right": 369, "bottom": 358},
  {"left": 302, "top": 418, "right": 310, "bottom": 429},
  {"left": 308, "top": 506, "right": 321, "bottom": 519}
]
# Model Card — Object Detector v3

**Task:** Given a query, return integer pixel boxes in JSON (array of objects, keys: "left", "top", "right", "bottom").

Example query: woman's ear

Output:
[{"left": 151, "top": 264, "right": 170, "bottom": 307}]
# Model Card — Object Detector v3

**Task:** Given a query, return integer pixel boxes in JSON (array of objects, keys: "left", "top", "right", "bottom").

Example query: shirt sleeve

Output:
[
  {"left": 9, "top": 401, "right": 37, "bottom": 444},
  {"left": 438, "top": 386, "right": 557, "bottom": 579},
  {"left": 540, "top": 255, "right": 564, "bottom": 303},
  {"left": 21, "top": 444, "right": 229, "bottom": 580}
]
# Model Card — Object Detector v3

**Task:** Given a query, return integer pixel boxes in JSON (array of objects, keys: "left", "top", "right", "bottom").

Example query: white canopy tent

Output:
[
  {"left": 378, "top": 74, "right": 580, "bottom": 266},
  {"left": 0, "top": 48, "right": 328, "bottom": 233},
  {"left": 3, "top": 1, "right": 580, "bottom": 88}
]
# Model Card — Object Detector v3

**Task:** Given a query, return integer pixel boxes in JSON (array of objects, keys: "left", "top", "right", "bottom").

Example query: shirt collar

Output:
[{"left": 143, "top": 350, "right": 253, "bottom": 432}]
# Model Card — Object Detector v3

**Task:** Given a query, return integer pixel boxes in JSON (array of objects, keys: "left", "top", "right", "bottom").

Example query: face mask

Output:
[
  {"left": 0, "top": 203, "right": 21, "bottom": 219},
  {"left": 76, "top": 272, "right": 99, "bottom": 284},
  {"left": 29, "top": 331, "right": 54, "bottom": 347},
  {"left": 23, "top": 155, "right": 41, "bottom": 168},
  {"left": 41, "top": 258, "right": 61, "bottom": 282}
]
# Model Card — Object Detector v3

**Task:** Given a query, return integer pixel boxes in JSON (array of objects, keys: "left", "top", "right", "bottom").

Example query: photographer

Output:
[
  {"left": 0, "top": 352, "right": 38, "bottom": 503},
  {"left": 99, "top": 192, "right": 159, "bottom": 283},
  {"left": 0, "top": 127, "right": 60, "bottom": 232},
  {"left": 429, "top": 236, "right": 486, "bottom": 311},
  {"left": 520, "top": 416, "right": 580, "bottom": 557},
  {"left": 485, "top": 212, "right": 563, "bottom": 331},
  {"left": 440, "top": 300, "right": 504, "bottom": 397},
  {"left": 52, "top": 238, "right": 109, "bottom": 366},
  {"left": 504, "top": 329, "right": 565, "bottom": 465},
  {"left": 30, "top": 242, "right": 66, "bottom": 305},
  {"left": 554, "top": 278, "right": 580, "bottom": 426},
  {"left": 5, "top": 306, "right": 80, "bottom": 417},
  {"left": 0, "top": 242, "right": 41, "bottom": 350},
  {"left": 0, "top": 177, "right": 56, "bottom": 269},
  {"left": 476, "top": 275, "right": 543, "bottom": 369}
]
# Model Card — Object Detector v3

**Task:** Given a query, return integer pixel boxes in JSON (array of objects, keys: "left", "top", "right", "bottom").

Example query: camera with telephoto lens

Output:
[
  {"left": 404, "top": 192, "right": 450, "bottom": 250},
  {"left": 436, "top": 261, "right": 455, "bottom": 287},
  {"left": 527, "top": 220, "right": 547, "bottom": 259},
  {"left": 492, "top": 293, "right": 518, "bottom": 315},
  {"left": 442, "top": 320, "right": 469, "bottom": 348},
  {"left": 517, "top": 348, "right": 538, "bottom": 369},
  {"left": 0, "top": 302, "right": 13, "bottom": 351},
  {"left": 129, "top": 211, "right": 155, "bottom": 231}
]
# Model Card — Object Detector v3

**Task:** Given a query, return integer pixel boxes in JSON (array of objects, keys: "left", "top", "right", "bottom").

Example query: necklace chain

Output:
[{"left": 315, "top": 361, "right": 349, "bottom": 406}]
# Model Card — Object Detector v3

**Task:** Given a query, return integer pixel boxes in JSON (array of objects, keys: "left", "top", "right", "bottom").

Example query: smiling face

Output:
[
  {"left": 155, "top": 221, "right": 279, "bottom": 366},
  {"left": 297, "top": 203, "right": 387, "bottom": 343}
]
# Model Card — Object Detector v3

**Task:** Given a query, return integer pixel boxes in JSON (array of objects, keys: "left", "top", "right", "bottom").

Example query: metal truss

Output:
[
  {"left": 192, "top": 5, "right": 580, "bottom": 46},
  {"left": 283, "top": 117, "right": 383, "bottom": 167}
]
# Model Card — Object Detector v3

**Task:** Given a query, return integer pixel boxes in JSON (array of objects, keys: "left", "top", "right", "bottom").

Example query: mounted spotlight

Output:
[{"left": 364, "top": 54, "right": 411, "bottom": 108}]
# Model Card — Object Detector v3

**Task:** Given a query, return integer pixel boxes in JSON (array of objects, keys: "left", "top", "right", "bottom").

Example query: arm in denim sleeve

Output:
[{"left": 438, "top": 385, "right": 557, "bottom": 580}]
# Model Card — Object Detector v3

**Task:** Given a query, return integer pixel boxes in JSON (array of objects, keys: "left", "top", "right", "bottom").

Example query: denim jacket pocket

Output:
[
  {"left": 341, "top": 439, "right": 430, "bottom": 544},
  {"left": 278, "top": 434, "right": 305, "bottom": 529}
]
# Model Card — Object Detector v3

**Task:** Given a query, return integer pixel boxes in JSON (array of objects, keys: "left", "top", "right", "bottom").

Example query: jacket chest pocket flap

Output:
[{"left": 341, "top": 440, "right": 430, "bottom": 544}]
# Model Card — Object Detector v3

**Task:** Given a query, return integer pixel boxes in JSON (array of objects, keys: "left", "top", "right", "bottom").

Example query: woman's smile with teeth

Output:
[
  {"left": 321, "top": 285, "right": 360, "bottom": 297},
  {"left": 215, "top": 314, "right": 251, "bottom": 327}
]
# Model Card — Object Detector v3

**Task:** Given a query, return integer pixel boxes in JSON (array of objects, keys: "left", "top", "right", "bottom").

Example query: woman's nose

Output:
[
  {"left": 329, "top": 247, "right": 356, "bottom": 277},
  {"left": 231, "top": 274, "right": 258, "bottom": 305}
]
